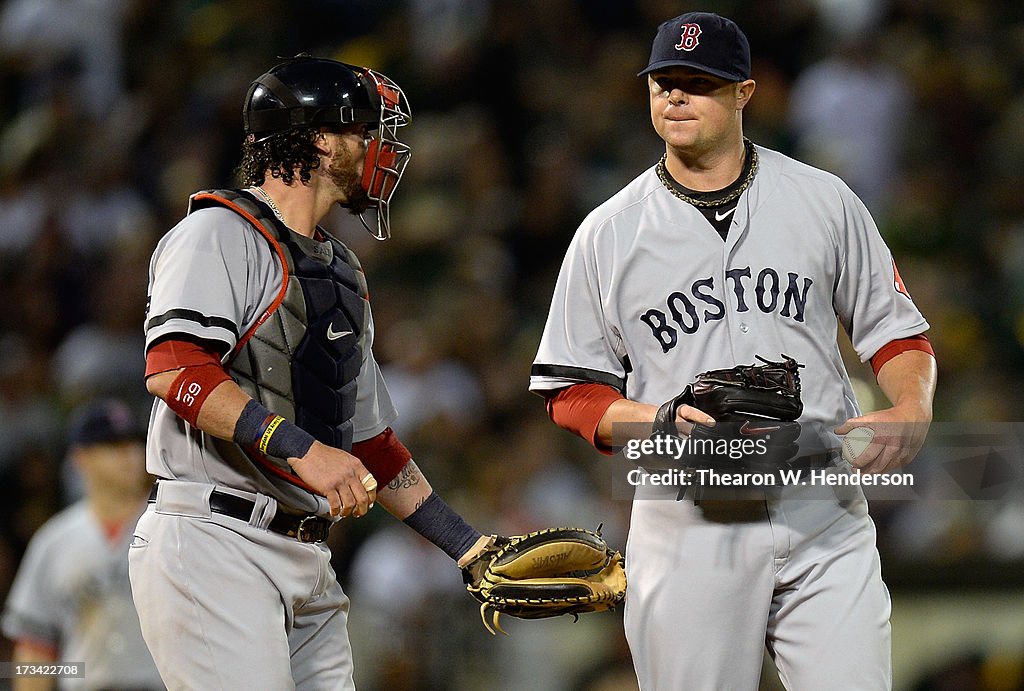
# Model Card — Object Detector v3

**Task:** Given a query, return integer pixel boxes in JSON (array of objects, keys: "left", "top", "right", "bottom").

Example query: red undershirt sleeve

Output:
[
  {"left": 145, "top": 338, "right": 224, "bottom": 375},
  {"left": 352, "top": 428, "right": 412, "bottom": 486},
  {"left": 869, "top": 333, "right": 934, "bottom": 377},
  {"left": 146, "top": 338, "right": 231, "bottom": 426},
  {"left": 545, "top": 383, "right": 625, "bottom": 455}
]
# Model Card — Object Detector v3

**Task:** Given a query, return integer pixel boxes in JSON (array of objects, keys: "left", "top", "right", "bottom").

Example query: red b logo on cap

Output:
[{"left": 675, "top": 23, "right": 702, "bottom": 51}]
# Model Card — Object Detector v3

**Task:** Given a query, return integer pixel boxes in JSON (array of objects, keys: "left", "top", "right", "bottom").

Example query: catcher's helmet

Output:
[{"left": 242, "top": 56, "right": 412, "bottom": 240}]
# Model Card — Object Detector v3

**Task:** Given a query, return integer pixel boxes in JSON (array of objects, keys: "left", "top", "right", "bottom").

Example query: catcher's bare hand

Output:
[
  {"left": 289, "top": 441, "right": 377, "bottom": 517},
  {"left": 457, "top": 534, "right": 501, "bottom": 568},
  {"left": 835, "top": 405, "right": 931, "bottom": 474}
]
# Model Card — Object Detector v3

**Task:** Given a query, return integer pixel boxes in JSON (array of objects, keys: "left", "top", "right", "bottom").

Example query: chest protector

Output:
[{"left": 188, "top": 190, "right": 368, "bottom": 457}]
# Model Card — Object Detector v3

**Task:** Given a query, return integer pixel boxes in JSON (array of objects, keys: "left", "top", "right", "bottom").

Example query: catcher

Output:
[{"left": 132, "top": 55, "right": 624, "bottom": 689}]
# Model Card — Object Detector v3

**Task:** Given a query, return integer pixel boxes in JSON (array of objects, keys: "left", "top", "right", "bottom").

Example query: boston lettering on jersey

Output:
[{"left": 640, "top": 266, "right": 813, "bottom": 353}]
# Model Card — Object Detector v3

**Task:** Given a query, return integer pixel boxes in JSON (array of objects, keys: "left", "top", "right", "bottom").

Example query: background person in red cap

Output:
[
  {"left": 1, "top": 398, "right": 162, "bottom": 690},
  {"left": 530, "top": 10, "right": 936, "bottom": 690}
]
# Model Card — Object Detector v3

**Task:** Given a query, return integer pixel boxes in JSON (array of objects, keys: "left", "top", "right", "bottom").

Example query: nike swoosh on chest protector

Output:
[{"left": 327, "top": 324, "right": 353, "bottom": 340}]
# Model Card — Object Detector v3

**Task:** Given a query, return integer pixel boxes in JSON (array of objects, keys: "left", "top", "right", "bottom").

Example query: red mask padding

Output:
[{"left": 362, "top": 138, "right": 401, "bottom": 200}]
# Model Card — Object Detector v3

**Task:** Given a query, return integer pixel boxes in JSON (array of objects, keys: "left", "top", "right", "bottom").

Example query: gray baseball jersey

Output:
[
  {"left": 531, "top": 145, "right": 927, "bottom": 420},
  {"left": 3, "top": 501, "right": 163, "bottom": 690},
  {"left": 144, "top": 204, "right": 397, "bottom": 515},
  {"left": 531, "top": 145, "right": 928, "bottom": 689}
]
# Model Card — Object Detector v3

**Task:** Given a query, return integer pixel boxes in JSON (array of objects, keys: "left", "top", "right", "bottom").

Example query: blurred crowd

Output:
[{"left": 1, "top": 0, "right": 1023, "bottom": 689}]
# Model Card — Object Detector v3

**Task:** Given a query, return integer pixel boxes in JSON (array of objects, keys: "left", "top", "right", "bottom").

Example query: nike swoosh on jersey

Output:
[
  {"left": 714, "top": 207, "right": 736, "bottom": 222},
  {"left": 326, "top": 324, "right": 353, "bottom": 341}
]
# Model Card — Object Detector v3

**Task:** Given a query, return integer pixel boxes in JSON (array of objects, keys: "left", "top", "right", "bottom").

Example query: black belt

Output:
[{"left": 148, "top": 483, "right": 332, "bottom": 543}]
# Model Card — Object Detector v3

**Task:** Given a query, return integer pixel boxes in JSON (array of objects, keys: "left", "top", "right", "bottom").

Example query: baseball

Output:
[{"left": 841, "top": 427, "right": 876, "bottom": 465}]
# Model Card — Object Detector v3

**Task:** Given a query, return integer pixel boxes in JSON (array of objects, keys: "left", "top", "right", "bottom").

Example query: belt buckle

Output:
[{"left": 296, "top": 515, "right": 327, "bottom": 543}]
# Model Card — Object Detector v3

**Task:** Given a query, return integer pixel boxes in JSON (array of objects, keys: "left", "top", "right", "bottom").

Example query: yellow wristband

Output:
[{"left": 259, "top": 415, "right": 286, "bottom": 454}]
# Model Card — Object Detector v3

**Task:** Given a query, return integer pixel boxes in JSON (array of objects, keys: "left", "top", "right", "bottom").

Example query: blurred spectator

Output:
[
  {"left": 380, "top": 319, "right": 486, "bottom": 439},
  {"left": 0, "top": 168, "right": 47, "bottom": 256},
  {"left": 787, "top": 27, "right": 911, "bottom": 216},
  {"left": 51, "top": 235, "right": 151, "bottom": 409},
  {"left": 0, "top": 0, "right": 129, "bottom": 119},
  {"left": 57, "top": 142, "right": 155, "bottom": 258}
]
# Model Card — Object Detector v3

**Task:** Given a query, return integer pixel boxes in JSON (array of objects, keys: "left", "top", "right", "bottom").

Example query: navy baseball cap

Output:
[
  {"left": 638, "top": 12, "right": 751, "bottom": 82},
  {"left": 68, "top": 399, "right": 144, "bottom": 447}
]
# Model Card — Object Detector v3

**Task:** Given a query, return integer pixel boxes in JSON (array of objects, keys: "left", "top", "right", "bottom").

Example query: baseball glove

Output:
[
  {"left": 462, "top": 527, "right": 627, "bottom": 635},
  {"left": 652, "top": 354, "right": 804, "bottom": 471}
]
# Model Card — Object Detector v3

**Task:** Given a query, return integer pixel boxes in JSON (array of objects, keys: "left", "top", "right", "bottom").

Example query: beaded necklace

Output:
[{"left": 655, "top": 140, "right": 758, "bottom": 208}]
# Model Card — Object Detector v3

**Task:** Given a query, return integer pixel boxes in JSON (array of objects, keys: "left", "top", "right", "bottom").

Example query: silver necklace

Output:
[
  {"left": 252, "top": 186, "right": 285, "bottom": 223},
  {"left": 656, "top": 140, "right": 758, "bottom": 208}
]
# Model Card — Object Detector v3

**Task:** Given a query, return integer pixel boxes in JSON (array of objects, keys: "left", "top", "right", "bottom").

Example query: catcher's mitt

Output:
[
  {"left": 462, "top": 527, "right": 626, "bottom": 635},
  {"left": 652, "top": 354, "right": 804, "bottom": 471}
]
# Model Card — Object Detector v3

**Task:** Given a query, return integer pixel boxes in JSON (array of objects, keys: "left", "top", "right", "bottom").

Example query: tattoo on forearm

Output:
[{"left": 388, "top": 462, "right": 421, "bottom": 491}]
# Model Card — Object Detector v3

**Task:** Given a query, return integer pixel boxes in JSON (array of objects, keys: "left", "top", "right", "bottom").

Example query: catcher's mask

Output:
[{"left": 243, "top": 55, "right": 412, "bottom": 240}]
